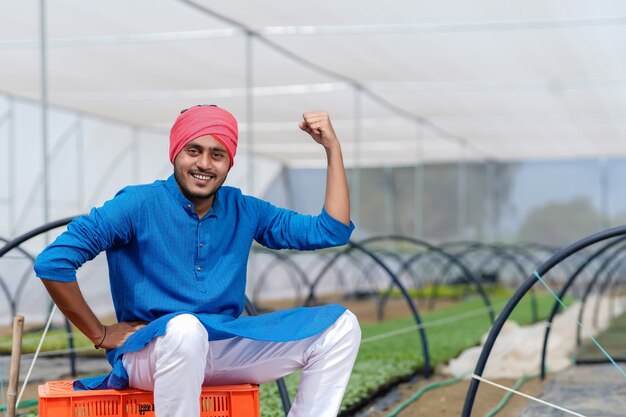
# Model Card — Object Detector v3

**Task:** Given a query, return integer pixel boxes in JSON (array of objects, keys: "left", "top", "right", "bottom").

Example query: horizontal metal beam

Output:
[{"left": 3, "top": 15, "right": 626, "bottom": 49}]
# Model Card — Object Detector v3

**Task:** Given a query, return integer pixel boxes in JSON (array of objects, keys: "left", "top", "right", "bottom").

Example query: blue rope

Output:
[{"left": 534, "top": 270, "right": 626, "bottom": 378}]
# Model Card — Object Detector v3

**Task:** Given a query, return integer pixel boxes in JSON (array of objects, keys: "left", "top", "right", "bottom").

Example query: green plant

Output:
[{"left": 260, "top": 292, "right": 571, "bottom": 416}]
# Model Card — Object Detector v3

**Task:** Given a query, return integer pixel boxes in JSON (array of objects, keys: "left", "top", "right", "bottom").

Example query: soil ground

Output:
[
  {"left": 355, "top": 374, "right": 549, "bottom": 417},
  {"left": 335, "top": 296, "right": 551, "bottom": 417}
]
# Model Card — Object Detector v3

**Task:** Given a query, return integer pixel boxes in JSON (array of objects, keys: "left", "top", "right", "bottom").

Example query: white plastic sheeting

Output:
[
  {"left": 444, "top": 296, "right": 626, "bottom": 379},
  {"left": 0, "top": 1, "right": 625, "bottom": 167},
  {"left": 2, "top": 1, "right": 626, "bottom": 326}
]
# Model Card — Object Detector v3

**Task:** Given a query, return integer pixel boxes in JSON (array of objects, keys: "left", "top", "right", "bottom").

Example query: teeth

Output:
[{"left": 191, "top": 173, "right": 213, "bottom": 181}]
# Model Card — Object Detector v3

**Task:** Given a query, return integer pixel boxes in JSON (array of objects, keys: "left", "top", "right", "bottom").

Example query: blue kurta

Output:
[{"left": 34, "top": 175, "right": 355, "bottom": 389}]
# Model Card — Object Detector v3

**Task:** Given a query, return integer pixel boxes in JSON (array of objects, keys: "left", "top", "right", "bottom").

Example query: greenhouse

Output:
[{"left": 1, "top": 2, "right": 626, "bottom": 416}]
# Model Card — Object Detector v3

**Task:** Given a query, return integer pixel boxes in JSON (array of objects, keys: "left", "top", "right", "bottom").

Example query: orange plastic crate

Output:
[{"left": 38, "top": 380, "right": 260, "bottom": 417}]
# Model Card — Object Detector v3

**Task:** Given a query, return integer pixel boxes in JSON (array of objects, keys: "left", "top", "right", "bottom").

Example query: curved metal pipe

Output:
[
  {"left": 592, "top": 258, "right": 624, "bottom": 329},
  {"left": 0, "top": 236, "right": 39, "bottom": 320},
  {"left": 306, "top": 240, "right": 432, "bottom": 377},
  {"left": 0, "top": 216, "right": 78, "bottom": 258},
  {"left": 0, "top": 236, "right": 37, "bottom": 262},
  {"left": 375, "top": 248, "right": 439, "bottom": 321},
  {"left": 575, "top": 243, "right": 626, "bottom": 347},
  {"left": 0, "top": 216, "right": 79, "bottom": 381},
  {"left": 359, "top": 236, "right": 495, "bottom": 323},
  {"left": 359, "top": 249, "right": 414, "bottom": 321},
  {"left": 540, "top": 236, "right": 626, "bottom": 379},
  {"left": 250, "top": 250, "right": 310, "bottom": 308},
  {"left": 336, "top": 249, "right": 404, "bottom": 307},
  {"left": 13, "top": 267, "right": 38, "bottom": 317},
  {"left": 462, "top": 225, "right": 626, "bottom": 417},
  {"left": 607, "top": 271, "right": 626, "bottom": 321},
  {"left": 0, "top": 273, "right": 15, "bottom": 323},
  {"left": 350, "top": 241, "right": 432, "bottom": 377},
  {"left": 442, "top": 242, "right": 537, "bottom": 321},
  {"left": 305, "top": 246, "right": 357, "bottom": 307}
]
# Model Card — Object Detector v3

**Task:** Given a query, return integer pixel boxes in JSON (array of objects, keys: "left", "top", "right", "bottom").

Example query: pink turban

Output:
[{"left": 169, "top": 106, "right": 238, "bottom": 167}]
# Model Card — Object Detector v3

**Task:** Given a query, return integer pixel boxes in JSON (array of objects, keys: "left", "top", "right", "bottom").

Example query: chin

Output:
[
  {"left": 191, "top": 191, "right": 215, "bottom": 200},
  {"left": 186, "top": 186, "right": 215, "bottom": 200}
]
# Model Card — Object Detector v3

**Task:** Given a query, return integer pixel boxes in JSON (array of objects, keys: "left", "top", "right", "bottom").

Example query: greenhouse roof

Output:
[{"left": 1, "top": 1, "right": 625, "bottom": 167}]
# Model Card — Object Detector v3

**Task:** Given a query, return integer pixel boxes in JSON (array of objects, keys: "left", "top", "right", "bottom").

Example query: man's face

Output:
[{"left": 173, "top": 134, "right": 230, "bottom": 206}]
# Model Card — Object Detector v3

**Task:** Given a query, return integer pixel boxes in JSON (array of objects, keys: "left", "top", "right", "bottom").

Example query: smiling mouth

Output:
[{"left": 190, "top": 172, "right": 215, "bottom": 181}]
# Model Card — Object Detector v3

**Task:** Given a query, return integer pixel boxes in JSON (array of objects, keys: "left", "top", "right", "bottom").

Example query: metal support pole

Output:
[
  {"left": 132, "top": 126, "right": 140, "bottom": 184},
  {"left": 414, "top": 122, "right": 424, "bottom": 238},
  {"left": 40, "top": 0, "right": 50, "bottom": 237},
  {"left": 245, "top": 32, "right": 254, "bottom": 196},
  {"left": 383, "top": 166, "right": 394, "bottom": 234},
  {"left": 477, "top": 162, "right": 487, "bottom": 241},
  {"left": 457, "top": 141, "right": 468, "bottom": 239},
  {"left": 599, "top": 157, "right": 609, "bottom": 229},
  {"left": 488, "top": 161, "right": 500, "bottom": 241},
  {"left": 8, "top": 96, "right": 16, "bottom": 233},
  {"left": 245, "top": 32, "right": 258, "bottom": 307},
  {"left": 281, "top": 166, "right": 294, "bottom": 209},
  {"left": 76, "top": 117, "right": 84, "bottom": 211},
  {"left": 352, "top": 87, "right": 362, "bottom": 228}
]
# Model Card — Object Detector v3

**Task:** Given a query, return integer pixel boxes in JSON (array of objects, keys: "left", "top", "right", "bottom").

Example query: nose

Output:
[{"left": 195, "top": 152, "right": 213, "bottom": 170}]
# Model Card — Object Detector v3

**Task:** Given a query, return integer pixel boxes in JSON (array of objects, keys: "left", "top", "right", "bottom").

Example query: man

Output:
[{"left": 34, "top": 105, "right": 361, "bottom": 417}]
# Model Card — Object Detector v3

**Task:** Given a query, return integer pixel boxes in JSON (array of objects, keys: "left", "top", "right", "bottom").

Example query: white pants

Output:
[{"left": 122, "top": 311, "right": 361, "bottom": 417}]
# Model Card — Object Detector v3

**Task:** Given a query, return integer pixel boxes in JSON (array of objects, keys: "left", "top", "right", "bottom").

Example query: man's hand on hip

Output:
[{"left": 96, "top": 320, "right": 147, "bottom": 350}]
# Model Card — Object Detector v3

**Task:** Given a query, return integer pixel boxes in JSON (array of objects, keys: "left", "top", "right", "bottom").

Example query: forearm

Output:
[
  {"left": 299, "top": 111, "right": 351, "bottom": 226},
  {"left": 41, "top": 279, "right": 105, "bottom": 345},
  {"left": 324, "top": 142, "right": 351, "bottom": 226}
]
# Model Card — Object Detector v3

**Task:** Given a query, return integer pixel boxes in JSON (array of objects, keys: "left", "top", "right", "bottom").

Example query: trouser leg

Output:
[
  {"left": 287, "top": 310, "right": 361, "bottom": 417},
  {"left": 204, "top": 310, "right": 361, "bottom": 417},
  {"left": 123, "top": 310, "right": 361, "bottom": 417},
  {"left": 123, "top": 314, "right": 208, "bottom": 417}
]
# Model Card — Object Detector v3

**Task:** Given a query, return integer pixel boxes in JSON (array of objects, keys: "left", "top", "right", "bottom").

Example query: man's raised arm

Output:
[{"left": 299, "top": 111, "right": 351, "bottom": 226}]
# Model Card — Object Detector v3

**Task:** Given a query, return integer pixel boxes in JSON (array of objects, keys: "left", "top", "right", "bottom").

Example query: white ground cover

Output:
[{"left": 443, "top": 296, "right": 626, "bottom": 378}]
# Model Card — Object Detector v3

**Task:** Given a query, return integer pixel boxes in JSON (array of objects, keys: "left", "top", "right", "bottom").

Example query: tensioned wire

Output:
[
  {"left": 482, "top": 373, "right": 539, "bottom": 417},
  {"left": 470, "top": 374, "right": 585, "bottom": 417},
  {"left": 533, "top": 270, "right": 626, "bottom": 378},
  {"left": 382, "top": 373, "right": 544, "bottom": 417},
  {"left": 361, "top": 299, "right": 510, "bottom": 344},
  {"left": 460, "top": 270, "right": 626, "bottom": 417},
  {"left": 376, "top": 271, "right": 624, "bottom": 417},
  {"left": 367, "top": 296, "right": 586, "bottom": 416},
  {"left": 0, "top": 308, "right": 54, "bottom": 414},
  {"left": 16, "top": 304, "right": 57, "bottom": 406},
  {"left": 380, "top": 363, "right": 587, "bottom": 416}
]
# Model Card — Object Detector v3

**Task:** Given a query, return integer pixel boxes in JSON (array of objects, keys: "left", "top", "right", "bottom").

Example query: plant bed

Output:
[{"left": 259, "top": 292, "right": 571, "bottom": 416}]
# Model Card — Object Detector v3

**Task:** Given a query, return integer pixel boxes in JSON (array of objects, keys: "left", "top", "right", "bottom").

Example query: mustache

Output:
[{"left": 189, "top": 169, "right": 216, "bottom": 176}]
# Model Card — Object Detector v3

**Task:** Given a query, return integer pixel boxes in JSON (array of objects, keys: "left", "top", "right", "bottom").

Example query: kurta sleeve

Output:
[
  {"left": 34, "top": 187, "right": 139, "bottom": 282},
  {"left": 250, "top": 197, "right": 355, "bottom": 250}
]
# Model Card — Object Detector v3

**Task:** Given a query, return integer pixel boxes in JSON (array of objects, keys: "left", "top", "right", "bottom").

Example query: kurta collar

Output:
[{"left": 164, "top": 174, "right": 223, "bottom": 219}]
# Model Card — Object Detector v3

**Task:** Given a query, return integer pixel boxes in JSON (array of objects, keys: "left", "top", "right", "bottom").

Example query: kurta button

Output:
[
  {"left": 197, "top": 267, "right": 202, "bottom": 271},
  {"left": 187, "top": 204, "right": 191, "bottom": 208},
  {"left": 199, "top": 243, "right": 203, "bottom": 248}
]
